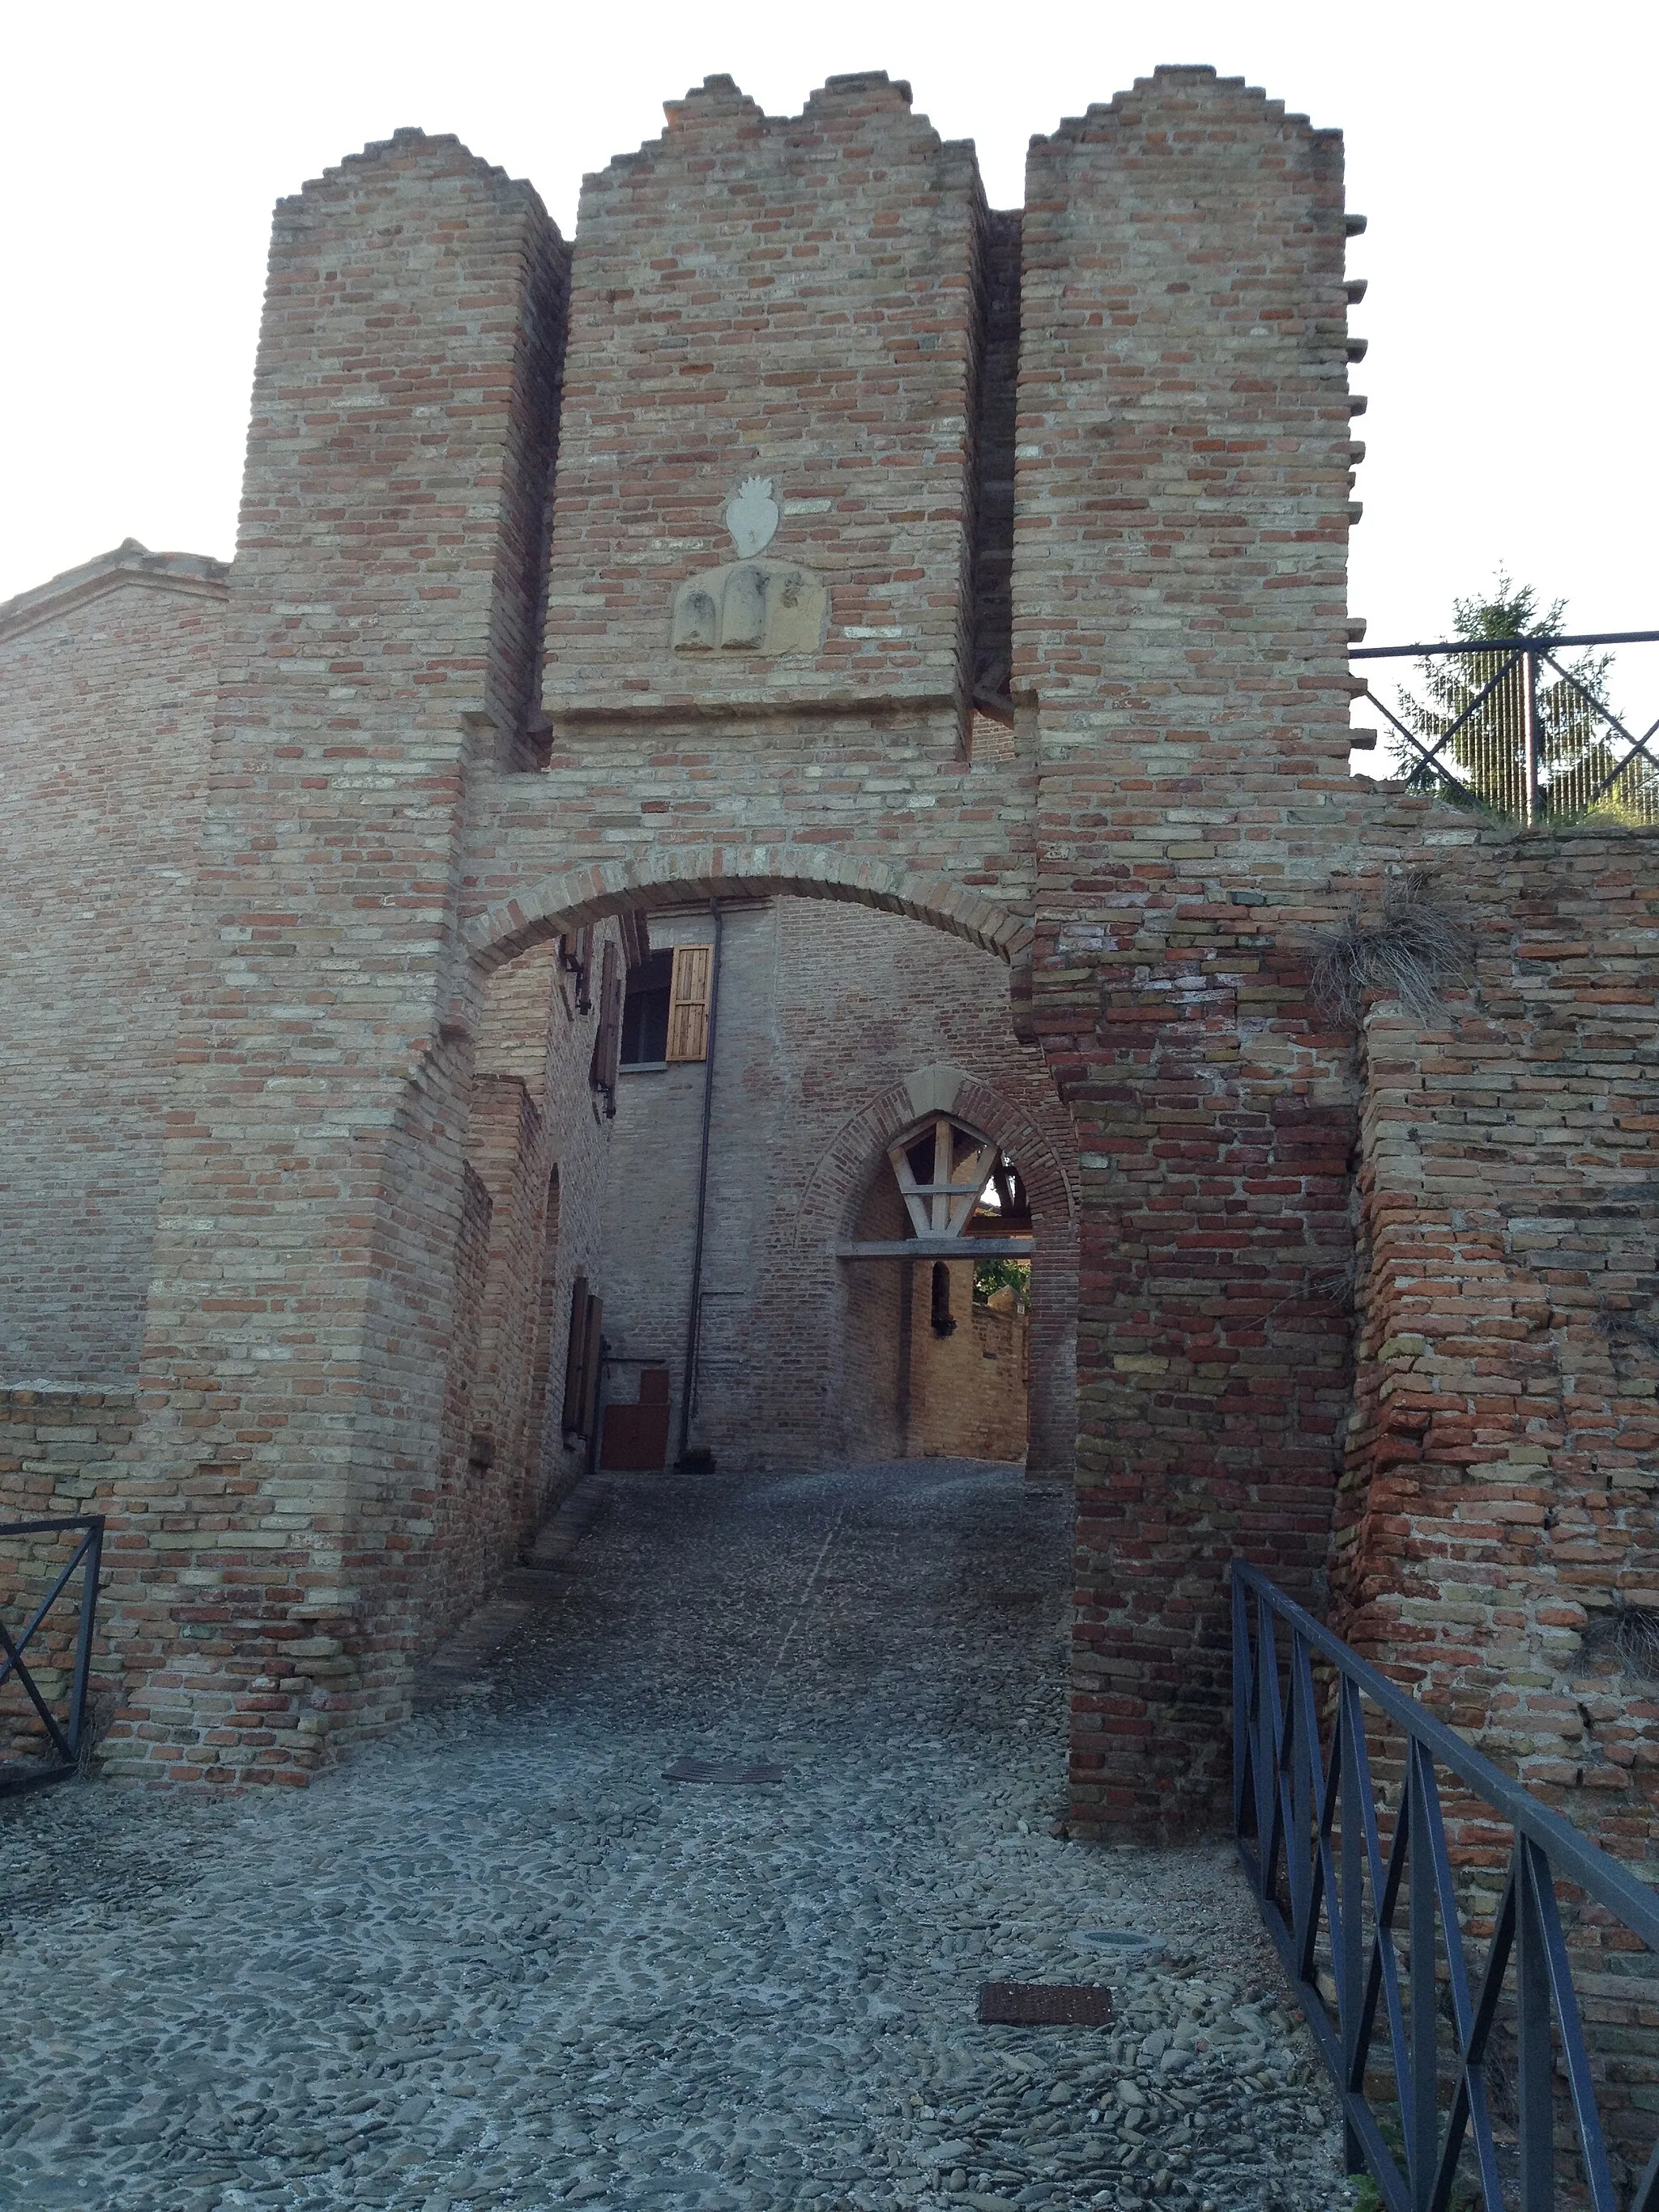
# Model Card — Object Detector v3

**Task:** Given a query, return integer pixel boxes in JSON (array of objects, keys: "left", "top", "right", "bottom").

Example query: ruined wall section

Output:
[
  {"left": 1017, "top": 69, "right": 1368, "bottom": 1835},
  {"left": 0, "top": 553, "right": 227, "bottom": 1383},
  {"left": 1332, "top": 832, "right": 1659, "bottom": 1864},
  {"left": 103, "top": 134, "right": 569, "bottom": 1784}
]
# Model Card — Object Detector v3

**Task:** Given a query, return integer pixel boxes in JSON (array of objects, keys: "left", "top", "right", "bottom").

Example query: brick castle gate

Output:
[{"left": 6, "top": 65, "right": 1653, "bottom": 1849}]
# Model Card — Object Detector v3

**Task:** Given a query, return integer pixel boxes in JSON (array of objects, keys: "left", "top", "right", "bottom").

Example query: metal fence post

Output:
[{"left": 1522, "top": 646, "right": 1542, "bottom": 825}]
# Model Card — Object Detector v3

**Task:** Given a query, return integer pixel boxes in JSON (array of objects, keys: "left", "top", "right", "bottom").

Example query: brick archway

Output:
[
  {"left": 463, "top": 846, "right": 1033, "bottom": 977},
  {"left": 794, "top": 1067, "right": 1076, "bottom": 1254},
  {"left": 795, "top": 1066, "right": 1078, "bottom": 1480}
]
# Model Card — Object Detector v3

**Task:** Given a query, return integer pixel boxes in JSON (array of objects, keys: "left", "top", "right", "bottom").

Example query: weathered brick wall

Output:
[
  {"left": 543, "top": 69, "right": 982, "bottom": 720},
  {"left": 0, "top": 549, "right": 227, "bottom": 1383},
  {"left": 601, "top": 897, "right": 1077, "bottom": 1474},
  {"left": 1325, "top": 827, "right": 1659, "bottom": 2175},
  {"left": 99, "top": 132, "right": 569, "bottom": 1783},
  {"left": 1016, "top": 71, "right": 1368, "bottom": 1835},
  {"left": 23, "top": 66, "right": 1655, "bottom": 1863},
  {"left": 906, "top": 1269, "right": 1029, "bottom": 1464},
  {"left": 430, "top": 1159, "right": 494, "bottom": 1630},
  {"left": 1332, "top": 831, "right": 1659, "bottom": 1841},
  {"left": 0, "top": 1387, "right": 131, "bottom": 1762},
  {"left": 461, "top": 69, "right": 1035, "bottom": 982}
]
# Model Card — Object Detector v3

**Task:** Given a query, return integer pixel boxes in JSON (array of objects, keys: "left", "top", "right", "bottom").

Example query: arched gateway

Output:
[{"left": 7, "top": 67, "right": 1396, "bottom": 1837}]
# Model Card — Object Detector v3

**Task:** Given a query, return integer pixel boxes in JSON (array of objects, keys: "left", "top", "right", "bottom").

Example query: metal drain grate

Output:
[
  {"left": 663, "top": 1758, "right": 784, "bottom": 1785},
  {"left": 977, "top": 1981, "right": 1114, "bottom": 2027}
]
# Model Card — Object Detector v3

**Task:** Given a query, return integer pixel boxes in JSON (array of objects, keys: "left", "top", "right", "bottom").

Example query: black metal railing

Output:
[
  {"left": 0, "top": 1514, "right": 104, "bottom": 1793},
  {"left": 1234, "top": 1563, "right": 1659, "bottom": 2211},
  {"left": 1352, "top": 631, "right": 1659, "bottom": 828}
]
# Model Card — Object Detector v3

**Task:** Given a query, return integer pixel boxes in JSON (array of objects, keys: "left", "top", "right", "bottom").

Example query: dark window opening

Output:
[
  {"left": 620, "top": 949, "right": 674, "bottom": 1067},
  {"left": 931, "top": 1261, "right": 956, "bottom": 1337}
]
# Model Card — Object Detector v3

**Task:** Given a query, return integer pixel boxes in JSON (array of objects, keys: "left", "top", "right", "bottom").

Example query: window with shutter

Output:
[
  {"left": 620, "top": 949, "right": 672, "bottom": 1068},
  {"left": 590, "top": 940, "right": 623, "bottom": 1113},
  {"left": 665, "top": 942, "right": 712, "bottom": 1063},
  {"left": 557, "top": 926, "right": 594, "bottom": 1014}
]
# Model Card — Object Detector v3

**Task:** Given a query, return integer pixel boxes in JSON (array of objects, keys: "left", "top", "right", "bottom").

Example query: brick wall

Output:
[
  {"left": 543, "top": 70, "right": 983, "bottom": 720},
  {"left": 98, "top": 132, "right": 569, "bottom": 1782},
  {"left": 1333, "top": 832, "right": 1659, "bottom": 1848},
  {"left": 1014, "top": 70, "right": 1369, "bottom": 1835},
  {"left": 0, "top": 1387, "right": 132, "bottom": 1762},
  {"left": 905, "top": 1268, "right": 1029, "bottom": 1464},
  {"left": 0, "top": 548, "right": 227, "bottom": 1383}
]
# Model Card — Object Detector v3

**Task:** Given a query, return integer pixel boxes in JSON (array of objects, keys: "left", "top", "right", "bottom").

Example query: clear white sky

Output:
[{"left": 4, "top": 0, "right": 1655, "bottom": 657}]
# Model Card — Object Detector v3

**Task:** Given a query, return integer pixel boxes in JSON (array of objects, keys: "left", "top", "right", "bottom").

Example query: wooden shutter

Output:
[
  {"left": 591, "top": 940, "right": 623, "bottom": 1112},
  {"left": 665, "top": 943, "right": 712, "bottom": 1063},
  {"left": 561, "top": 925, "right": 593, "bottom": 1012},
  {"left": 580, "top": 1294, "right": 603, "bottom": 1439},
  {"left": 561, "top": 1274, "right": 591, "bottom": 1436}
]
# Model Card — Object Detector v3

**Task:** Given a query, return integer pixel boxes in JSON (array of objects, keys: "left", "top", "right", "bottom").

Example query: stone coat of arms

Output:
[{"left": 671, "top": 477, "right": 828, "bottom": 657}]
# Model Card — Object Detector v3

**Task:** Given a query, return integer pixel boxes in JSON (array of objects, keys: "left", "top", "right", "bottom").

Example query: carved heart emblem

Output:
[{"left": 723, "top": 475, "right": 780, "bottom": 559}]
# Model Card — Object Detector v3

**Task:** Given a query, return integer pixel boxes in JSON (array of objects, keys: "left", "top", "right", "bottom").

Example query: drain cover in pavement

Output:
[
  {"left": 1077, "top": 1930, "right": 1163, "bottom": 1956},
  {"left": 663, "top": 1758, "right": 784, "bottom": 1785},
  {"left": 977, "top": 1981, "right": 1114, "bottom": 2027}
]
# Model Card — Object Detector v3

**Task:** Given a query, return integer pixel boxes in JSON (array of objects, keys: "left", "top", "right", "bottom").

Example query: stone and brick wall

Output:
[
  {"left": 1014, "top": 71, "right": 1369, "bottom": 1835},
  {"left": 905, "top": 1272, "right": 1029, "bottom": 1464},
  {"left": 542, "top": 70, "right": 983, "bottom": 721}
]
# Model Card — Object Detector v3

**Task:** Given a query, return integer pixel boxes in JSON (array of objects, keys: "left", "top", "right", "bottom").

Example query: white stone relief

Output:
[
  {"left": 723, "top": 476, "right": 780, "bottom": 558},
  {"left": 671, "top": 478, "right": 827, "bottom": 657}
]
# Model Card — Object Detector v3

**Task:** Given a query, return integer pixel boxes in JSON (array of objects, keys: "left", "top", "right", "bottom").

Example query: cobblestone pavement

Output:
[{"left": 0, "top": 1459, "right": 1357, "bottom": 2212}]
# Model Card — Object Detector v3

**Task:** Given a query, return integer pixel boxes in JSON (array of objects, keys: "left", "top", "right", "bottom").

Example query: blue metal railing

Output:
[
  {"left": 1233, "top": 1563, "right": 1659, "bottom": 2210},
  {"left": 0, "top": 1514, "right": 104, "bottom": 1792}
]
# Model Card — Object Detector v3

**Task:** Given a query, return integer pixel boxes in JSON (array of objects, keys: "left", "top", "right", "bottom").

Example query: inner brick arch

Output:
[
  {"left": 797, "top": 1068, "right": 1079, "bottom": 1481},
  {"left": 795, "top": 1069, "right": 1076, "bottom": 1255},
  {"left": 461, "top": 846, "right": 1034, "bottom": 978}
]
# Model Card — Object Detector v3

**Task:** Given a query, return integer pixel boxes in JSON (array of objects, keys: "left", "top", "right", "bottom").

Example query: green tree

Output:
[
  {"left": 1392, "top": 575, "right": 1652, "bottom": 821},
  {"left": 973, "top": 1257, "right": 1030, "bottom": 1310}
]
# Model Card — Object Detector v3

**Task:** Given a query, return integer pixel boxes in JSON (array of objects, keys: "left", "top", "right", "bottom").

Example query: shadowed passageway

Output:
[{"left": 0, "top": 1461, "right": 1350, "bottom": 2211}]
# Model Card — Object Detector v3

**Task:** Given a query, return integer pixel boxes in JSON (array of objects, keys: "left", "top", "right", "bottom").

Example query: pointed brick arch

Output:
[
  {"left": 795, "top": 1067, "right": 1076, "bottom": 1254},
  {"left": 796, "top": 1066, "right": 1078, "bottom": 1480}
]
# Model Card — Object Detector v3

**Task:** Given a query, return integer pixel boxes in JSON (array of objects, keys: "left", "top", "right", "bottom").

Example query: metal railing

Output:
[
  {"left": 1233, "top": 1563, "right": 1659, "bottom": 2210},
  {"left": 0, "top": 1514, "right": 104, "bottom": 1793},
  {"left": 1353, "top": 631, "right": 1659, "bottom": 828}
]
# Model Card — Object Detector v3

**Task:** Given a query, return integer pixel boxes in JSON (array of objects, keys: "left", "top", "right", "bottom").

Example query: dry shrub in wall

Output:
[{"left": 1311, "top": 871, "right": 1477, "bottom": 1027}]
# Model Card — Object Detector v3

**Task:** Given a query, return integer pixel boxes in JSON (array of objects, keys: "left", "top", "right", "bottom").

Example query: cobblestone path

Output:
[{"left": 0, "top": 1460, "right": 1353, "bottom": 2212}]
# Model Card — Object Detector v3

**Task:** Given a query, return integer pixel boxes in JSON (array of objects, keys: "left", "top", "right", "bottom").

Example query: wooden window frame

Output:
[{"left": 665, "top": 941, "right": 712, "bottom": 1063}]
